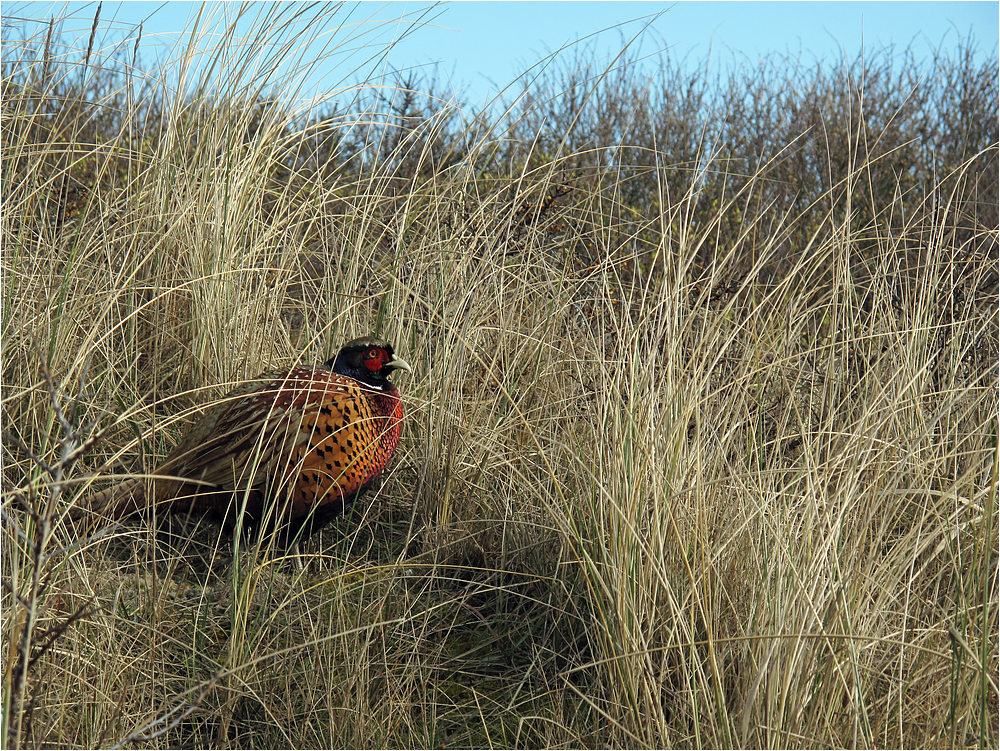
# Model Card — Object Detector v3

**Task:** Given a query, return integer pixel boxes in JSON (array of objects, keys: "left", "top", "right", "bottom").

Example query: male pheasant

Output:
[{"left": 75, "top": 337, "right": 410, "bottom": 543}]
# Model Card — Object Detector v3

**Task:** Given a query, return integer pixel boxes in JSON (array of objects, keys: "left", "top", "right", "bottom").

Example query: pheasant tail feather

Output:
[{"left": 73, "top": 477, "right": 148, "bottom": 521}]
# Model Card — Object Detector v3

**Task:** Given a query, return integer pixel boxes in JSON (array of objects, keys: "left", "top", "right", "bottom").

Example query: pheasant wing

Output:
[{"left": 156, "top": 370, "right": 389, "bottom": 502}]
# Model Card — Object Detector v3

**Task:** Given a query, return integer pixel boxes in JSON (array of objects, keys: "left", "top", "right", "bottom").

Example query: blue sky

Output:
[{"left": 4, "top": 2, "right": 998, "bottom": 107}]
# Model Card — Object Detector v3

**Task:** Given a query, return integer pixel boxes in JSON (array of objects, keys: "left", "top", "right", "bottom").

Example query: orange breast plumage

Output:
[{"left": 74, "top": 337, "right": 410, "bottom": 544}]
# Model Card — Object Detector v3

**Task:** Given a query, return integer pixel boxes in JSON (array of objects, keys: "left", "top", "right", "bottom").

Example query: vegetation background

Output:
[{"left": 2, "top": 5, "right": 997, "bottom": 748}]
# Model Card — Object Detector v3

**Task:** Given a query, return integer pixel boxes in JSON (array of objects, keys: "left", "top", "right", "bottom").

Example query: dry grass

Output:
[{"left": 2, "top": 6, "right": 997, "bottom": 748}]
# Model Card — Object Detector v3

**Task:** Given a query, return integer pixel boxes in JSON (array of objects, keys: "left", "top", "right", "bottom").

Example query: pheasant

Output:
[{"left": 74, "top": 336, "right": 410, "bottom": 544}]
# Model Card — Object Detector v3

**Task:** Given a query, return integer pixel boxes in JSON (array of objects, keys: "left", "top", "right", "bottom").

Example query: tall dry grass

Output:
[{"left": 2, "top": 5, "right": 997, "bottom": 748}]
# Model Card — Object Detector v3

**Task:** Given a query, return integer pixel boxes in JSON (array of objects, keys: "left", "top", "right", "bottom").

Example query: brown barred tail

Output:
[{"left": 72, "top": 477, "right": 148, "bottom": 521}]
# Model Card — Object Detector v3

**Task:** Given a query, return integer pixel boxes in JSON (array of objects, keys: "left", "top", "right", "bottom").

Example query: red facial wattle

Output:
[{"left": 364, "top": 349, "right": 385, "bottom": 371}]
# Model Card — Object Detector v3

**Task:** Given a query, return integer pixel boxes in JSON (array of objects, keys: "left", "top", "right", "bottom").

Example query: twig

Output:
[
  {"left": 109, "top": 673, "right": 222, "bottom": 749},
  {"left": 26, "top": 598, "right": 95, "bottom": 674}
]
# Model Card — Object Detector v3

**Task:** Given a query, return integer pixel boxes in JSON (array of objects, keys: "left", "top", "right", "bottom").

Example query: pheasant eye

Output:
[{"left": 363, "top": 348, "right": 383, "bottom": 370}]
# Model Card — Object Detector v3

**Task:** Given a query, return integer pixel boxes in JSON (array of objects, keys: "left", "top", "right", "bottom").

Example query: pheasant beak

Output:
[{"left": 385, "top": 357, "right": 411, "bottom": 374}]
